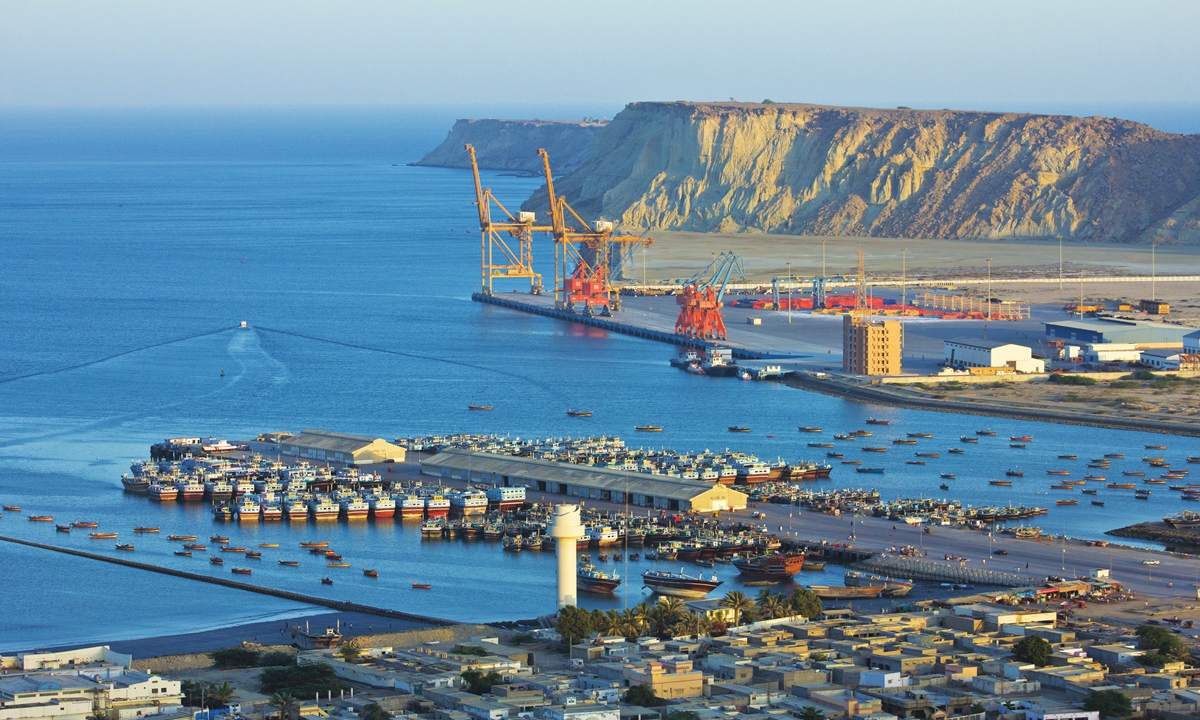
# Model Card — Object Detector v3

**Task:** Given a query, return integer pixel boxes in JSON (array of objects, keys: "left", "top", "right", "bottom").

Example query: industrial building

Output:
[
  {"left": 1185, "top": 330, "right": 1200, "bottom": 354},
  {"left": 842, "top": 315, "right": 901, "bottom": 375},
  {"left": 1043, "top": 317, "right": 1194, "bottom": 347},
  {"left": 279, "top": 429, "right": 406, "bottom": 465},
  {"left": 1139, "top": 349, "right": 1200, "bottom": 371},
  {"left": 420, "top": 450, "right": 748, "bottom": 513},
  {"left": 943, "top": 339, "right": 1044, "bottom": 373}
]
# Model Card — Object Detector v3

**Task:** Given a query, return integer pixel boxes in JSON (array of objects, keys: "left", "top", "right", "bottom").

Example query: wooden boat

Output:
[
  {"left": 1010, "top": 443, "right": 1026, "bottom": 449},
  {"left": 892, "top": 438, "right": 917, "bottom": 445},
  {"left": 1010, "top": 435, "right": 1033, "bottom": 442},
  {"left": 856, "top": 467, "right": 885, "bottom": 474},
  {"left": 133, "top": 526, "right": 159, "bottom": 533},
  {"left": 326, "top": 562, "right": 351, "bottom": 568},
  {"left": 244, "top": 550, "right": 262, "bottom": 559},
  {"left": 1083, "top": 475, "right": 1106, "bottom": 481},
  {"left": 635, "top": 425, "right": 663, "bottom": 432},
  {"left": 174, "top": 550, "right": 192, "bottom": 556},
  {"left": 826, "top": 452, "right": 844, "bottom": 458},
  {"left": 948, "top": 448, "right": 965, "bottom": 454},
  {"left": 184, "top": 543, "right": 206, "bottom": 550},
  {"left": 728, "top": 426, "right": 751, "bottom": 433},
  {"left": 851, "top": 430, "right": 873, "bottom": 437},
  {"left": 866, "top": 418, "right": 889, "bottom": 425},
  {"left": 467, "top": 404, "right": 493, "bottom": 411},
  {"left": 1107, "top": 483, "right": 1137, "bottom": 489},
  {"left": 841, "top": 460, "right": 862, "bottom": 465},
  {"left": 960, "top": 436, "right": 979, "bottom": 443},
  {"left": 837, "top": 433, "right": 856, "bottom": 440},
  {"left": 1146, "top": 444, "right": 1167, "bottom": 450},
  {"left": 905, "top": 460, "right": 926, "bottom": 466},
  {"left": 210, "top": 556, "right": 224, "bottom": 564},
  {"left": 167, "top": 534, "right": 196, "bottom": 541},
  {"left": 1057, "top": 500, "right": 1079, "bottom": 506},
  {"left": 321, "top": 577, "right": 333, "bottom": 585},
  {"left": 567, "top": 409, "right": 593, "bottom": 417},
  {"left": 807, "top": 584, "right": 884, "bottom": 599},
  {"left": 220, "top": 546, "right": 246, "bottom": 552},
  {"left": 325, "top": 552, "right": 343, "bottom": 561},
  {"left": 300, "top": 540, "right": 329, "bottom": 548},
  {"left": 862, "top": 446, "right": 887, "bottom": 452},
  {"left": 1105, "top": 453, "right": 1125, "bottom": 459},
  {"left": 56, "top": 524, "right": 71, "bottom": 533},
  {"left": 232, "top": 568, "right": 252, "bottom": 575},
  {"left": 1047, "top": 470, "right": 1071, "bottom": 476},
  {"left": 211, "top": 535, "right": 230, "bottom": 543},
  {"left": 1049, "top": 484, "right": 1074, "bottom": 489},
  {"left": 1145, "top": 478, "right": 1166, "bottom": 484},
  {"left": 1058, "top": 454, "right": 1078, "bottom": 460},
  {"left": 916, "top": 452, "right": 940, "bottom": 458},
  {"left": 28, "top": 515, "right": 54, "bottom": 522},
  {"left": 278, "top": 560, "right": 299, "bottom": 566},
  {"left": 941, "top": 473, "right": 956, "bottom": 479},
  {"left": 412, "top": 583, "right": 431, "bottom": 589},
  {"left": 90, "top": 532, "right": 118, "bottom": 539},
  {"left": 70, "top": 521, "right": 98, "bottom": 528},
  {"left": 940, "top": 483, "right": 950, "bottom": 490},
  {"left": 1124, "top": 471, "right": 1146, "bottom": 477},
  {"left": 2, "top": 505, "right": 20, "bottom": 512},
  {"left": 799, "top": 426, "right": 823, "bottom": 433},
  {"left": 363, "top": 569, "right": 378, "bottom": 577},
  {"left": 907, "top": 432, "right": 933, "bottom": 438},
  {"left": 989, "top": 480, "right": 1013, "bottom": 486},
  {"left": 809, "top": 442, "right": 835, "bottom": 448},
  {"left": 258, "top": 543, "right": 279, "bottom": 548},
  {"left": 1082, "top": 489, "right": 1097, "bottom": 495},
  {"left": 1006, "top": 469, "right": 1024, "bottom": 477},
  {"left": 1063, "top": 479, "right": 1086, "bottom": 485},
  {"left": 115, "top": 543, "right": 135, "bottom": 551},
  {"left": 977, "top": 429, "right": 996, "bottom": 436},
  {"left": 1092, "top": 500, "right": 1105, "bottom": 506}
]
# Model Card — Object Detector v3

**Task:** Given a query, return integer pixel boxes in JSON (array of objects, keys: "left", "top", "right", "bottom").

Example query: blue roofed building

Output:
[{"left": 1043, "top": 317, "right": 1194, "bottom": 347}]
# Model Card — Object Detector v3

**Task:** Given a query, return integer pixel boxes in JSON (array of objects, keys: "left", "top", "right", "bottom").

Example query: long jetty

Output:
[
  {"left": 0, "top": 535, "right": 456, "bottom": 626},
  {"left": 473, "top": 292, "right": 782, "bottom": 360},
  {"left": 852, "top": 554, "right": 1028, "bottom": 587}
]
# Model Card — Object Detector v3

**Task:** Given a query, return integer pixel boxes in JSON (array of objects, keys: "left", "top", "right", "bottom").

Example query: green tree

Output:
[
  {"left": 359, "top": 703, "right": 392, "bottom": 720},
  {"left": 259, "top": 652, "right": 297, "bottom": 667},
  {"left": 719, "top": 590, "right": 755, "bottom": 627},
  {"left": 451, "top": 645, "right": 490, "bottom": 657},
  {"left": 206, "top": 682, "right": 237, "bottom": 707},
  {"left": 1136, "top": 625, "right": 1175, "bottom": 649},
  {"left": 210, "top": 647, "right": 260, "bottom": 669},
  {"left": 970, "top": 703, "right": 986, "bottom": 715},
  {"left": 335, "top": 637, "right": 364, "bottom": 664},
  {"left": 1013, "top": 635, "right": 1053, "bottom": 667},
  {"left": 797, "top": 706, "right": 826, "bottom": 720},
  {"left": 788, "top": 588, "right": 823, "bottom": 620},
  {"left": 623, "top": 683, "right": 660, "bottom": 707},
  {"left": 461, "top": 668, "right": 503, "bottom": 695},
  {"left": 556, "top": 605, "right": 595, "bottom": 647},
  {"left": 269, "top": 693, "right": 299, "bottom": 720},
  {"left": 756, "top": 589, "right": 787, "bottom": 619},
  {"left": 181, "top": 680, "right": 206, "bottom": 707},
  {"left": 1084, "top": 690, "right": 1132, "bottom": 718},
  {"left": 1136, "top": 653, "right": 1168, "bottom": 668}
]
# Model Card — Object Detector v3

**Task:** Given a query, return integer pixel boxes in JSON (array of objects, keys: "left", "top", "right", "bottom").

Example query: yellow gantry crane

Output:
[
  {"left": 537, "top": 148, "right": 652, "bottom": 314},
  {"left": 466, "top": 144, "right": 552, "bottom": 295}
]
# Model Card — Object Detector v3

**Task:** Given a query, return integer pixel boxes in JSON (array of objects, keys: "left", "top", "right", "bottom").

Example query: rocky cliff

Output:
[
  {"left": 522, "top": 102, "right": 1200, "bottom": 243},
  {"left": 414, "top": 118, "right": 604, "bottom": 175}
]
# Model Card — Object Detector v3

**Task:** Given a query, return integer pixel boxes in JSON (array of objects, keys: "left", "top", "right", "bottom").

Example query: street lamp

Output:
[
  {"left": 901, "top": 248, "right": 907, "bottom": 308},
  {"left": 1152, "top": 242, "right": 1157, "bottom": 301},
  {"left": 822, "top": 239, "right": 827, "bottom": 279},
  {"left": 1059, "top": 237, "right": 1063, "bottom": 290},
  {"left": 787, "top": 261, "right": 792, "bottom": 324},
  {"left": 986, "top": 258, "right": 992, "bottom": 321}
]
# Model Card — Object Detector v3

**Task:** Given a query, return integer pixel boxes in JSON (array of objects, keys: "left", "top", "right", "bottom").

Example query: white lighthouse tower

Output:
[{"left": 549, "top": 504, "right": 583, "bottom": 608}]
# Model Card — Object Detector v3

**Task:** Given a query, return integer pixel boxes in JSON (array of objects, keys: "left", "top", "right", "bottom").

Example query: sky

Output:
[{"left": 1, "top": 1, "right": 1198, "bottom": 122}]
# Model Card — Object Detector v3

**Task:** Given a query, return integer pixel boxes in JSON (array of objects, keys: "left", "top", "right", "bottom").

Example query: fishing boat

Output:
[
  {"left": 232, "top": 567, "right": 252, "bottom": 575},
  {"left": 168, "top": 534, "right": 196, "bottom": 541},
  {"left": 844, "top": 570, "right": 913, "bottom": 597},
  {"left": 842, "top": 460, "right": 862, "bottom": 465},
  {"left": 1049, "top": 484, "right": 1074, "bottom": 490},
  {"left": 115, "top": 543, "right": 135, "bottom": 551},
  {"left": 174, "top": 550, "right": 192, "bottom": 557},
  {"left": 977, "top": 430, "right": 996, "bottom": 436},
  {"left": 2, "top": 505, "right": 20, "bottom": 512},
  {"left": 939, "top": 484, "right": 950, "bottom": 490},
  {"left": 856, "top": 467, "right": 885, "bottom": 474},
  {"left": 70, "top": 521, "right": 98, "bottom": 528},
  {"left": 862, "top": 446, "right": 887, "bottom": 452},
  {"left": 866, "top": 418, "right": 889, "bottom": 425},
  {"left": 1092, "top": 500, "right": 1105, "bottom": 506},
  {"left": 467, "top": 404, "right": 493, "bottom": 411},
  {"left": 1124, "top": 471, "right": 1146, "bottom": 477},
  {"left": 808, "top": 442, "right": 835, "bottom": 448},
  {"left": 1107, "top": 483, "right": 1136, "bottom": 489},
  {"left": 567, "top": 409, "right": 593, "bottom": 417},
  {"left": 28, "top": 515, "right": 53, "bottom": 522},
  {"left": 578, "top": 564, "right": 622, "bottom": 594},
  {"left": 642, "top": 569, "right": 723, "bottom": 598},
  {"left": 212, "top": 535, "right": 230, "bottom": 543},
  {"left": 1146, "top": 444, "right": 1167, "bottom": 450},
  {"left": 799, "top": 426, "right": 823, "bottom": 433},
  {"left": 906, "top": 460, "right": 925, "bottom": 466},
  {"left": 259, "top": 543, "right": 279, "bottom": 548},
  {"left": 299, "top": 541, "right": 328, "bottom": 548},
  {"left": 989, "top": 480, "right": 1012, "bottom": 486},
  {"left": 916, "top": 452, "right": 940, "bottom": 458},
  {"left": 826, "top": 452, "right": 844, "bottom": 459},
  {"left": 1105, "top": 453, "right": 1125, "bottom": 459},
  {"left": 412, "top": 583, "right": 431, "bottom": 589},
  {"left": 1047, "top": 470, "right": 1071, "bottom": 476},
  {"left": 948, "top": 448, "right": 965, "bottom": 454},
  {"left": 1057, "top": 500, "right": 1079, "bottom": 506},
  {"left": 133, "top": 526, "right": 159, "bottom": 533},
  {"left": 89, "top": 532, "right": 117, "bottom": 539},
  {"left": 184, "top": 542, "right": 205, "bottom": 550},
  {"left": 941, "top": 473, "right": 956, "bottom": 479},
  {"left": 1006, "top": 469, "right": 1024, "bottom": 477},
  {"left": 321, "top": 577, "right": 333, "bottom": 585},
  {"left": 635, "top": 425, "right": 663, "bottom": 432},
  {"left": 836, "top": 433, "right": 856, "bottom": 441},
  {"left": 1083, "top": 475, "right": 1106, "bottom": 482},
  {"left": 851, "top": 430, "right": 873, "bottom": 437},
  {"left": 210, "top": 556, "right": 224, "bottom": 564},
  {"left": 728, "top": 426, "right": 751, "bottom": 433},
  {"left": 807, "top": 584, "right": 884, "bottom": 599},
  {"left": 326, "top": 562, "right": 351, "bottom": 568},
  {"left": 1058, "top": 454, "right": 1078, "bottom": 460},
  {"left": 363, "top": 569, "right": 378, "bottom": 578},
  {"left": 892, "top": 438, "right": 917, "bottom": 445},
  {"left": 731, "top": 552, "right": 804, "bottom": 581},
  {"left": 56, "top": 524, "right": 70, "bottom": 533},
  {"left": 1010, "top": 435, "right": 1033, "bottom": 442},
  {"left": 245, "top": 550, "right": 262, "bottom": 559},
  {"left": 220, "top": 546, "right": 246, "bottom": 553},
  {"left": 1010, "top": 443, "right": 1026, "bottom": 449},
  {"left": 907, "top": 432, "right": 933, "bottom": 439},
  {"left": 279, "top": 560, "right": 299, "bottom": 566},
  {"left": 960, "top": 436, "right": 979, "bottom": 443}
]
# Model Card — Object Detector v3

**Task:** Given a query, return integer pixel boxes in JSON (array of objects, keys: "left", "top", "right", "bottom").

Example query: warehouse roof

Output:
[
  {"left": 285, "top": 429, "right": 383, "bottom": 452},
  {"left": 1044, "top": 317, "right": 1186, "bottom": 332},
  {"left": 945, "top": 338, "right": 1025, "bottom": 350},
  {"left": 422, "top": 449, "right": 747, "bottom": 503}
]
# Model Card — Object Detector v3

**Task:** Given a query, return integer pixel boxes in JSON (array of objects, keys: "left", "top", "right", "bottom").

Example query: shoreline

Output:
[{"left": 783, "top": 374, "right": 1200, "bottom": 437}]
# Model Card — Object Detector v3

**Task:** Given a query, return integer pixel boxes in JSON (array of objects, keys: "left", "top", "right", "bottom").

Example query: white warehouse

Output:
[{"left": 944, "top": 339, "right": 1044, "bottom": 373}]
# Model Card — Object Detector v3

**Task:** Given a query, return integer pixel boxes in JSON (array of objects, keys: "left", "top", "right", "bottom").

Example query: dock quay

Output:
[
  {"left": 781, "top": 538, "right": 874, "bottom": 564},
  {"left": 472, "top": 292, "right": 801, "bottom": 360},
  {"left": 851, "top": 554, "right": 1028, "bottom": 587},
  {"left": 0, "top": 535, "right": 455, "bottom": 626}
]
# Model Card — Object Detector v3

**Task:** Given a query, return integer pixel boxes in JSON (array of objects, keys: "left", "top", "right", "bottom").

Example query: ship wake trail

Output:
[
  {"left": 254, "top": 326, "right": 568, "bottom": 402},
  {"left": 0, "top": 326, "right": 238, "bottom": 386}
]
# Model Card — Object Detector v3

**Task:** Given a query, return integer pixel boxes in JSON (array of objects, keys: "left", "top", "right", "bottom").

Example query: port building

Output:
[
  {"left": 279, "top": 429, "right": 406, "bottom": 465},
  {"left": 1043, "top": 317, "right": 1193, "bottom": 347},
  {"left": 420, "top": 450, "right": 748, "bottom": 513},
  {"left": 943, "top": 339, "right": 1044, "bottom": 373},
  {"left": 842, "top": 315, "right": 901, "bottom": 375}
]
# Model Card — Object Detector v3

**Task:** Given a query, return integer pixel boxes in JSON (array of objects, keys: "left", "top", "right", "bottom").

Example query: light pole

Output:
[
  {"left": 822, "top": 239, "right": 827, "bottom": 279},
  {"left": 1152, "top": 242, "right": 1157, "bottom": 301},
  {"left": 787, "top": 261, "right": 793, "bottom": 324},
  {"left": 901, "top": 248, "right": 907, "bottom": 308},
  {"left": 986, "top": 258, "right": 992, "bottom": 321}
]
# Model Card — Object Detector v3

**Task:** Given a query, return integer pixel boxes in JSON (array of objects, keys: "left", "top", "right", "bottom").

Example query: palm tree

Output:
[
  {"left": 797, "top": 706, "right": 826, "bottom": 720},
  {"left": 207, "top": 682, "right": 236, "bottom": 708},
  {"left": 756, "top": 589, "right": 787, "bottom": 619},
  {"left": 672, "top": 612, "right": 711, "bottom": 640},
  {"left": 269, "top": 693, "right": 299, "bottom": 720},
  {"left": 620, "top": 608, "right": 645, "bottom": 639},
  {"left": 657, "top": 596, "right": 686, "bottom": 616},
  {"left": 719, "top": 590, "right": 755, "bottom": 628},
  {"left": 600, "top": 610, "right": 625, "bottom": 637}
]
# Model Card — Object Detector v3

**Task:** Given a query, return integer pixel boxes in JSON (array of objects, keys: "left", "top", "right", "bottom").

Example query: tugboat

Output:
[
  {"left": 731, "top": 553, "right": 804, "bottom": 582},
  {"left": 577, "top": 564, "right": 622, "bottom": 594},
  {"left": 643, "top": 569, "right": 722, "bottom": 598}
]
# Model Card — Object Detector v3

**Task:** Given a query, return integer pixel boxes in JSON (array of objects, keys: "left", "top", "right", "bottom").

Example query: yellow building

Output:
[
  {"left": 280, "top": 429, "right": 406, "bottom": 465},
  {"left": 842, "top": 315, "right": 902, "bottom": 375},
  {"left": 622, "top": 660, "right": 704, "bottom": 699}
]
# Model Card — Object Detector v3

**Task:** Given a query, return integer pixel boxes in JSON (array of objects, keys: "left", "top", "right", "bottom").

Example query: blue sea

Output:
[{"left": 2, "top": 108, "right": 1199, "bottom": 652}]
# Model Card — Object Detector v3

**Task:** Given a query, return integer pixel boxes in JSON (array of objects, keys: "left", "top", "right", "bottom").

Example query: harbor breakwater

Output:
[{"left": 0, "top": 536, "right": 456, "bottom": 627}]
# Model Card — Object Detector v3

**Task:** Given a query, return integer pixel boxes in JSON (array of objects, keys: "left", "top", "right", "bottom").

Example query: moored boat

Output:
[
  {"left": 844, "top": 570, "right": 913, "bottom": 597},
  {"left": 642, "top": 569, "right": 722, "bottom": 598},
  {"left": 731, "top": 552, "right": 804, "bottom": 582},
  {"left": 578, "top": 564, "right": 622, "bottom": 594},
  {"left": 807, "top": 584, "right": 883, "bottom": 599}
]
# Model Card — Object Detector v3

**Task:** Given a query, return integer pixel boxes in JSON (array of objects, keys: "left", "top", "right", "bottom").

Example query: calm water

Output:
[{"left": 2, "top": 111, "right": 1199, "bottom": 651}]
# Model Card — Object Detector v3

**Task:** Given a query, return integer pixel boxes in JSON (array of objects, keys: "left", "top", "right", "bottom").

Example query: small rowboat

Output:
[
  {"left": 866, "top": 418, "right": 889, "bottom": 425},
  {"left": 948, "top": 448, "right": 965, "bottom": 454},
  {"left": 2, "top": 505, "right": 20, "bottom": 512},
  {"left": 862, "top": 446, "right": 887, "bottom": 452},
  {"left": 321, "top": 577, "right": 333, "bottom": 585},
  {"left": 905, "top": 460, "right": 925, "bottom": 466},
  {"left": 211, "top": 535, "right": 230, "bottom": 543},
  {"left": 327, "top": 562, "right": 351, "bottom": 568},
  {"left": 1124, "top": 471, "right": 1146, "bottom": 477},
  {"left": 184, "top": 543, "right": 206, "bottom": 550},
  {"left": 133, "top": 526, "right": 159, "bottom": 533},
  {"left": 325, "top": 552, "right": 343, "bottom": 561},
  {"left": 1058, "top": 454, "right": 1078, "bottom": 460},
  {"left": 809, "top": 442, "right": 835, "bottom": 448},
  {"left": 989, "top": 480, "right": 1012, "bottom": 486},
  {"left": 175, "top": 550, "right": 193, "bottom": 556},
  {"left": 728, "top": 426, "right": 751, "bottom": 433},
  {"left": 941, "top": 473, "right": 956, "bottom": 479},
  {"left": 29, "top": 515, "right": 54, "bottom": 522},
  {"left": 960, "top": 436, "right": 979, "bottom": 443},
  {"left": 279, "top": 560, "right": 299, "bottom": 566},
  {"left": 210, "top": 556, "right": 224, "bottom": 564},
  {"left": 567, "top": 409, "right": 593, "bottom": 417},
  {"left": 467, "top": 404, "right": 493, "bottom": 411},
  {"left": 841, "top": 460, "right": 862, "bottom": 465},
  {"left": 168, "top": 534, "right": 196, "bottom": 541},
  {"left": 1082, "top": 489, "right": 1098, "bottom": 495},
  {"left": 1048, "top": 470, "right": 1070, "bottom": 476},
  {"left": 1107, "top": 483, "right": 1136, "bottom": 489},
  {"left": 1105, "top": 453, "right": 1125, "bottom": 459},
  {"left": 115, "top": 543, "right": 135, "bottom": 551},
  {"left": 1091, "top": 500, "right": 1105, "bottom": 506},
  {"left": 244, "top": 550, "right": 262, "bottom": 559},
  {"left": 56, "top": 524, "right": 71, "bottom": 533},
  {"left": 907, "top": 432, "right": 933, "bottom": 438},
  {"left": 799, "top": 426, "right": 823, "bottom": 433},
  {"left": 412, "top": 583, "right": 432, "bottom": 589},
  {"left": 299, "top": 541, "right": 328, "bottom": 548},
  {"left": 220, "top": 546, "right": 246, "bottom": 553},
  {"left": 1083, "top": 475, "right": 1106, "bottom": 481},
  {"left": 90, "top": 532, "right": 118, "bottom": 539},
  {"left": 1010, "top": 443, "right": 1026, "bottom": 449},
  {"left": 916, "top": 452, "right": 940, "bottom": 458},
  {"left": 635, "top": 425, "right": 663, "bottom": 432},
  {"left": 258, "top": 543, "right": 279, "bottom": 548},
  {"left": 1011, "top": 435, "right": 1033, "bottom": 442},
  {"left": 976, "top": 430, "right": 997, "bottom": 436},
  {"left": 363, "top": 569, "right": 378, "bottom": 577},
  {"left": 1146, "top": 444, "right": 1167, "bottom": 450},
  {"left": 1050, "top": 484, "right": 1074, "bottom": 490},
  {"left": 232, "top": 568, "right": 252, "bottom": 575},
  {"left": 71, "top": 521, "right": 98, "bottom": 528},
  {"left": 1057, "top": 500, "right": 1079, "bottom": 506}
]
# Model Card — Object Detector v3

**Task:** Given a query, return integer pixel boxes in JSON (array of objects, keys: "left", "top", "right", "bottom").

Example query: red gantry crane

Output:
[
  {"left": 537, "top": 148, "right": 651, "bottom": 315},
  {"left": 675, "top": 252, "right": 746, "bottom": 340}
]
